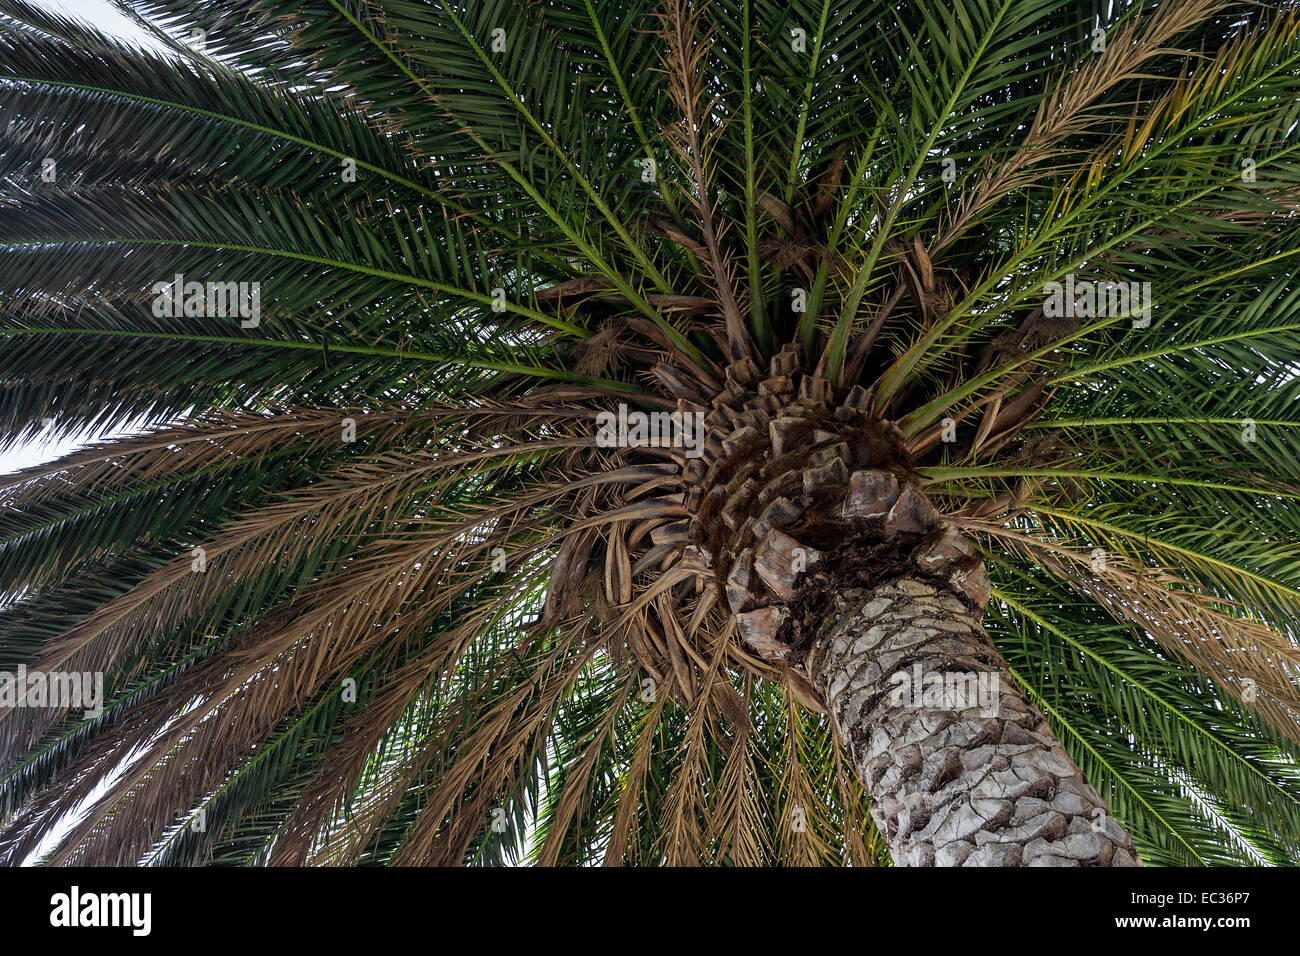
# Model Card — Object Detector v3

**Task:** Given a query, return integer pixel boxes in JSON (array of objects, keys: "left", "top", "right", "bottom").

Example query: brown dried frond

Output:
[
  {"left": 572, "top": 321, "right": 626, "bottom": 377},
  {"left": 938, "top": 0, "right": 1236, "bottom": 249},
  {"left": 654, "top": 0, "right": 749, "bottom": 360}
]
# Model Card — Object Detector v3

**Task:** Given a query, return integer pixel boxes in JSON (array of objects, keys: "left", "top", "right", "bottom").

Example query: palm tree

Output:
[{"left": 1, "top": 0, "right": 1299, "bottom": 867}]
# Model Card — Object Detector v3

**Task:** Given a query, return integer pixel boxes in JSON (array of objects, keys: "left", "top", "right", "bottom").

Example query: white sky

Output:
[
  {"left": 0, "top": 426, "right": 115, "bottom": 475},
  {"left": 35, "top": 0, "right": 144, "bottom": 38}
]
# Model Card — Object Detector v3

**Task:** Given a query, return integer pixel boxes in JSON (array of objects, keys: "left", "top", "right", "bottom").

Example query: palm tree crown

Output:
[{"left": 2, "top": 0, "right": 1300, "bottom": 865}]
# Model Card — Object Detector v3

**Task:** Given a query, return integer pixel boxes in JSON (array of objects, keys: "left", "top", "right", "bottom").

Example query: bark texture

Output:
[{"left": 806, "top": 576, "right": 1141, "bottom": 867}]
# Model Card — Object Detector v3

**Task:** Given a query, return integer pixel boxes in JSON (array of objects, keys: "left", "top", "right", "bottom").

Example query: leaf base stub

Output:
[{"left": 680, "top": 350, "right": 990, "bottom": 671}]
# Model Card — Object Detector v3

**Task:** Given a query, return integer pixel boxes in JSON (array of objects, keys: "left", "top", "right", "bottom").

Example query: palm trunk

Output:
[{"left": 805, "top": 575, "right": 1141, "bottom": 867}]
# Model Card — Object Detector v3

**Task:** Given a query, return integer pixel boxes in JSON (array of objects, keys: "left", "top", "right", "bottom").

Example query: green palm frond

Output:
[{"left": 1, "top": 0, "right": 1299, "bottom": 866}]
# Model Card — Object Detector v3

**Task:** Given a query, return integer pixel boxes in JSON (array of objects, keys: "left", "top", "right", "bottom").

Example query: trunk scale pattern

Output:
[{"left": 806, "top": 577, "right": 1142, "bottom": 866}]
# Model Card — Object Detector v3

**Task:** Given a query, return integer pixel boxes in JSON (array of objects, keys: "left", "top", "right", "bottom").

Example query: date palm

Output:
[{"left": 2, "top": 0, "right": 1300, "bottom": 866}]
